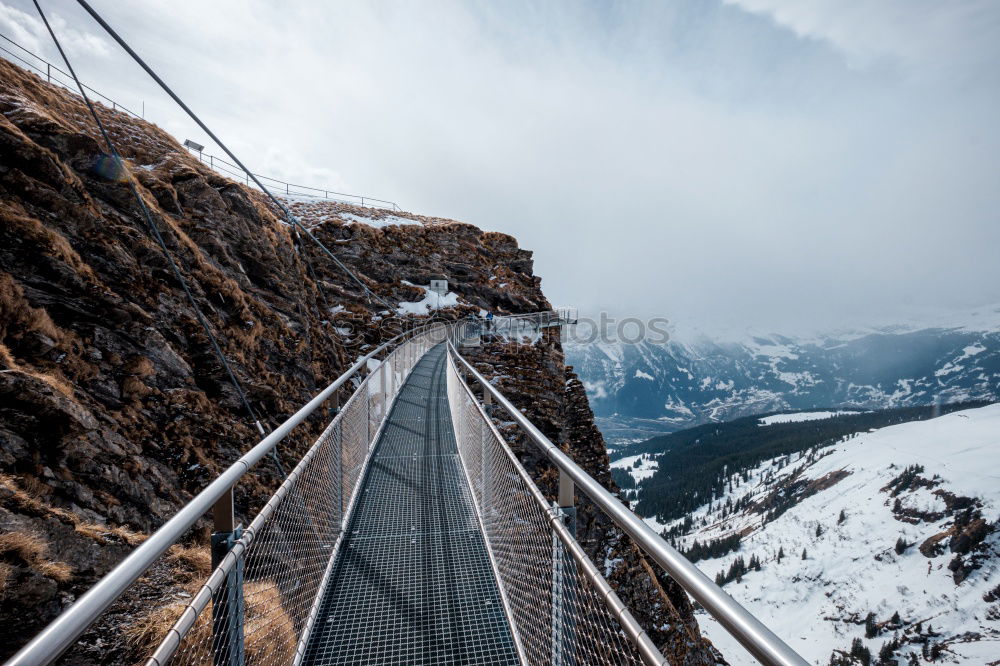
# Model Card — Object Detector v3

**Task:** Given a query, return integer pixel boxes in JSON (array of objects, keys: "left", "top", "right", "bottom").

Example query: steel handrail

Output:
[
  {"left": 449, "top": 344, "right": 809, "bottom": 666},
  {"left": 6, "top": 322, "right": 443, "bottom": 666},
  {"left": 445, "top": 348, "right": 664, "bottom": 665}
]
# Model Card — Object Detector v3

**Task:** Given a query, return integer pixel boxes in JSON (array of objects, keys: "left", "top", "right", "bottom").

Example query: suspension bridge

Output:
[{"left": 8, "top": 316, "right": 808, "bottom": 666}]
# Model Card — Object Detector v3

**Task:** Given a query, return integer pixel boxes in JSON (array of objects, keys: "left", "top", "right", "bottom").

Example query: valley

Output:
[{"left": 611, "top": 405, "right": 1000, "bottom": 664}]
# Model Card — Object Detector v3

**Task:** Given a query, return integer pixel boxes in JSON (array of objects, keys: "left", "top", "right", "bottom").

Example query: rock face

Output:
[{"left": 0, "top": 57, "right": 717, "bottom": 662}]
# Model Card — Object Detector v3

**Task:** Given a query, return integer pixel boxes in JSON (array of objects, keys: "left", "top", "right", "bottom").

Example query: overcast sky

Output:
[{"left": 3, "top": 0, "right": 999, "bottom": 336}]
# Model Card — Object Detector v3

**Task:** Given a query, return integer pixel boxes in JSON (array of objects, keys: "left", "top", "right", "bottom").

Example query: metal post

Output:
[
  {"left": 480, "top": 420, "right": 491, "bottom": 512},
  {"left": 380, "top": 355, "right": 388, "bottom": 413},
  {"left": 211, "top": 488, "right": 244, "bottom": 666},
  {"left": 366, "top": 358, "right": 379, "bottom": 447},
  {"left": 334, "top": 421, "right": 344, "bottom": 524},
  {"left": 47, "top": 63, "right": 50, "bottom": 81},
  {"left": 558, "top": 470, "right": 575, "bottom": 531},
  {"left": 551, "top": 506, "right": 569, "bottom": 666}
]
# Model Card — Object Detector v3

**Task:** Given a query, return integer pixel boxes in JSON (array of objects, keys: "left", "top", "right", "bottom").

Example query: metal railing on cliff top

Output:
[{"left": 0, "top": 32, "right": 400, "bottom": 211}]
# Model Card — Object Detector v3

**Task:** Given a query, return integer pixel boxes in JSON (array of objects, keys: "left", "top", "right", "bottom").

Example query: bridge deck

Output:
[{"left": 303, "top": 345, "right": 520, "bottom": 665}]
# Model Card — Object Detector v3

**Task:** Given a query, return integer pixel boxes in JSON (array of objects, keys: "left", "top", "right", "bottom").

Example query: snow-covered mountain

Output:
[
  {"left": 565, "top": 308, "right": 1000, "bottom": 445},
  {"left": 628, "top": 404, "right": 1000, "bottom": 665}
]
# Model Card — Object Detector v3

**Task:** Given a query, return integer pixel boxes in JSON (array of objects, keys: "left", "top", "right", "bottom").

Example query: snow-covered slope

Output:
[{"left": 657, "top": 405, "right": 1000, "bottom": 664}]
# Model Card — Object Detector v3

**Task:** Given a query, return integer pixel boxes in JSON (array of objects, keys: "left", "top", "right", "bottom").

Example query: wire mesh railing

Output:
[
  {"left": 7, "top": 323, "right": 445, "bottom": 666},
  {"left": 148, "top": 327, "right": 443, "bottom": 666},
  {"left": 472, "top": 308, "right": 579, "bottom": 343},
  {"left": 445, "top": 347, "right": 662, "bottom": 665},
  {"left": 185, "top": 150, "right": 401, "bottom": 211},
  {"left": 0, "top": 32, "right": 143, "bottom": 117},
  {"left": 0, "top": 32, "right": 400, "bottom": 212},
  {"left": 448, "top": 345, "right": 810, "bottom": 666}
]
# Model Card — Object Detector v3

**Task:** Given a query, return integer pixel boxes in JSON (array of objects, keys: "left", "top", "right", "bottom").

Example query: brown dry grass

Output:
[
  {"left": 0, "top": 473, "right": 146, "bottom": 547},
  {"left": 0, "top": 347, "right": 74, "bottom": 398},
  {"left": 121, "top": 375, "right": 152, "bottom": 399},
  {"left": 123, "top": 355, "right": 156, "bottom": 378},
  {"left": 0, "top": 529, "right": 73, "bottom": 583},
  {"left": 0, "top": 561, "right": 12, "bottom": 595},
  {"left": 0, "top": 272, "right": 61, "bottom": 344},
  {"left": 125, "top": 579, "right": 296, "bottom": 663},
  {"left": 0, "top": 342, "right": 14, "bottom": 369},
  {"left": 72, "top": 521, "right": 146, "bottom": 547},
  {"left": 0, "top": 203, "right": 99, "bottom": 285},
  {"left": 125, "top": 594, "right": 211, "bottom": 661},
  {"left": 0, "top": 274, "right": 76, "bottom": 398},
  {"left": 165, "top": 543, "right": 212, "bottom": 581}
]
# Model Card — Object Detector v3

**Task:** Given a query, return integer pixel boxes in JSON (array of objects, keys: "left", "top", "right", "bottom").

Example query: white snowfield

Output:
[
  {"left": 610, "top": 453, "right": 660, "bottom": 483},
  {"left": 758, "top": 410, "right": 861, "bottom": 425},
  {"left": 667, "top": 404, "right": 1000, "bottom": 665}
]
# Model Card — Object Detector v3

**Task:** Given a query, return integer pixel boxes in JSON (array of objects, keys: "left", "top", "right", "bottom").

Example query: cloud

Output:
[
  {"left": 0, "top": 3, "right": 109, "bottom": 61},
  {"left": 723, "top": 0, "right": 1000, "bottom": 75},
  {"left": 1, "top": 0, "right": 998, "bottom": 335}
]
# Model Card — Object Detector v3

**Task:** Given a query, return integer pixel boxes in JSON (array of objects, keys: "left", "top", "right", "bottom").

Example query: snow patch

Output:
[{"left": 758, "top": 410, "right": 858, "bottom": 426}]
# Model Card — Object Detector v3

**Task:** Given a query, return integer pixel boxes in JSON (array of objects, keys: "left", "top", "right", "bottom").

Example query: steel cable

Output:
[
  {"left": 73, "top": 0, "right": 396, "bottom": 312},
  {"left": 32, "top": 0, "right": 267, "bottom": 437}
]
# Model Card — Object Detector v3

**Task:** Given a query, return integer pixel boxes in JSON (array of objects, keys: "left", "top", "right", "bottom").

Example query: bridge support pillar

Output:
[
  {"left": 211, "top": 488, "right": 245, "bottom": 666},
  {"left": 557, "top": 472, "right": 576, "bottom": 536}
]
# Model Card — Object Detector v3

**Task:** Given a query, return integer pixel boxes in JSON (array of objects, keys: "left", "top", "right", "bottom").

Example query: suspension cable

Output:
[
  {"left": 73, "top": 0, "right": 396, "bottom": 312},
  {"left": 32, "top": 0, "right": 268, "bottom": 437}
]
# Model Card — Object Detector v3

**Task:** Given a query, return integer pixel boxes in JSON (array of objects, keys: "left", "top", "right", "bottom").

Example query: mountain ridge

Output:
[{"left": 565, "top": 314, "right": 1000, "bottom": 444}]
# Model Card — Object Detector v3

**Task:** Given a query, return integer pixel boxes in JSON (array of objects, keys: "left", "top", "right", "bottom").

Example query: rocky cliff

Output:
[{"left": 0, "top": 56, "right": 717, "bottom": 663}]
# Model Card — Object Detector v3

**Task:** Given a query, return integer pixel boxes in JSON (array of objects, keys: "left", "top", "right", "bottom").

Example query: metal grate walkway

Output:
[{"left": 302, "top": 344, "right": 520, "bottom": 665}]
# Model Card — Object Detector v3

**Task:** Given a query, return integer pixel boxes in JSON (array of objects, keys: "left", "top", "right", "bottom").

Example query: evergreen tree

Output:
[
  {"left": 816, "top": 523, "right": 823, "bottom": 538},
  {"left": 777, "top": 546, "right": 784, "bottom": 562},
  {"left": 801, "top": 547, "right": 808, "bottom": 560},
  {"left": 877, "top": 640, "right": 895, "bottom": 665},
  {"left": 890, "top": 611, "right": 901, "bottom": 625},
  {"left": 838, "top": 509, "right": 847, "bottom": 524},
  {"left": 894, "top": 536, "right": 909, "bottom": 555},
  {"left": 865, "top": 612, "right": 878, "bottom": 638},
  {"left": 850, "top": 638, "right": 871, "bottom": 666}
]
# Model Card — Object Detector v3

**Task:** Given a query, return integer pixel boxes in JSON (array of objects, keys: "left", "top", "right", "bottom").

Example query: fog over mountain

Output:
[{"left": 565, "top": 304, "right": 1000, "bottom": 444}]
